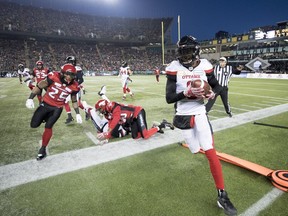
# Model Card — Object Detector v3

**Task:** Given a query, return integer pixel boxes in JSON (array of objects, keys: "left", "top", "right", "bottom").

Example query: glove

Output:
[
  {"left": 205, "top": 90, "right": 215, "bottom": 100},
  {"left": 97, "top": 132, "right": 109, "bottom": 140},
  {"left": 184, "top": 84, "right": 204, "bottom": 98},
  {"left": 191, "top": 87, "right": 205, "bottom": 98},
  {"left": 26, "top": 99, "right": 34, "bottom": 109},
  {"left": 99, "top": 139, "right": 109, "bottom": 145},
  {"left": 76, "top": 114, "right": 82, "bottom": 124}
]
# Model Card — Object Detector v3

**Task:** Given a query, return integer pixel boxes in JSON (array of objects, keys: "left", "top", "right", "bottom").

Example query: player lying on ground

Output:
[{"left": 82, "top": 85, "right": 174, "bottom": 143}]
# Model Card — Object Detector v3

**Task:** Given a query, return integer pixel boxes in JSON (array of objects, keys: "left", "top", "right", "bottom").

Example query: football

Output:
[{"left": 191, "top": 79, "right": 211, "bottom": 96}]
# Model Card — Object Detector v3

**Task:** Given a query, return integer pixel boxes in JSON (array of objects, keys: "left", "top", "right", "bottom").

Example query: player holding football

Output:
[
  {"left": 25, "top": 64, "right": 83, "bottom": 160},
  {"left": 165, "top": 35, "right": 237, "bottom": 216},
  {"left": 119, "top": 61, "right": 134, "bottom": 100},
  {"left": 31, "top": 60, "right": 50, "bottom": 103}
]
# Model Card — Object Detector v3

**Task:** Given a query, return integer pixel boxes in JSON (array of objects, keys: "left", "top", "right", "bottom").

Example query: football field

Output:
[{"left": 0, "top": 75, "right": 287, "bottom": 215}]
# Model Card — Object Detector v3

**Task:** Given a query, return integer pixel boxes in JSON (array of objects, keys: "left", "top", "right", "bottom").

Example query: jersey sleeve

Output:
[
  {"left": 165, "top": 74, "right": 186, "bottom": 104},
  {"left": 108, "top": 105, "right": 122, "bottom": 135}
]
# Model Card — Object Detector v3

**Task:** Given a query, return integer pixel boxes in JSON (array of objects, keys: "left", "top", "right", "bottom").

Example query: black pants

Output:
[
  {"left": 30, "top": 102, "right": 63, "bottom": 129},
  {"left": 205, "top": 86, "right": 231, "bottom": 114}
]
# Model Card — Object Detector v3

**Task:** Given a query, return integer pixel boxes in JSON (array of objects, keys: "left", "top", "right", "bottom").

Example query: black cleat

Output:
[
  {"left": 98, "top": 85, "right": 106, "bottom": 96},
  {"left": 157, "top": 122, "right": 165, "bottom": 134},
  {"left": 217, "top": 190, "right": 237, "bottom": 216},
  {"left": 162, "top": 119, "right": 175, "bottom": 130},
  {"left": 65, "top": 117, "right": 74, "bottom": 124},
  {"left": 227, "top": 112, "right": 233, "bottom": 118},
  {"left": 36, "top": 146, "right": 47, "bottom": 161},
  {"left": 85, "top": 113, "right": 90, "bottom": 121}
]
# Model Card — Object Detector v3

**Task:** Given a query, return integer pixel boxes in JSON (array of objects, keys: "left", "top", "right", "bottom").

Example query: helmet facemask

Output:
[{"left": 177, "top": 35, "right": 201, "bottom": 68}]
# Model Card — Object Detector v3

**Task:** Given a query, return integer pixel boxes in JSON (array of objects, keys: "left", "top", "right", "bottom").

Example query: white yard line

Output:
[
  {"left": 85, "top": 132, "right": 100, "bottom": 145},
  {"left": 266, "top": 101, "right": 283, "bottom": 105},
  {"left": 253, "top": 102, "right": 271, "bottom": 107},
  {"left": 211, "top": 104, "right": 252, "bottom": 112},
  {"left": 239, "top": 188, "right": 284, "bottom": 216},
  {"left": 240, "top": 104, "right": 266, "bottom": 109}
]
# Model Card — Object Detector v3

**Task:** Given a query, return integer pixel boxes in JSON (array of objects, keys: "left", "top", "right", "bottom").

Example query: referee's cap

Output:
[{"left": 219, "top": 57, "right": 227, "bottom": 62}]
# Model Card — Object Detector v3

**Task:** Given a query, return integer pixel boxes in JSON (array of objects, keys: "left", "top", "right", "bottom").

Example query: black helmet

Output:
[
  {"left": 177, "top": 35, "right": 201, "bottom": 68},
  {"left": 66, "top": 56, "right": 77, "bottom": 66},
  {"left": 121, "top": 61, "right": 128, "bottom": 67},
  {"left": 18, "top": 63, "right": 24, "bottom": 70}
]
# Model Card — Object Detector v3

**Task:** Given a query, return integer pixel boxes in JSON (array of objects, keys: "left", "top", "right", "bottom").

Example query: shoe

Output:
[
  {"left": 98, "top": 85, "right": 106, "bottom": 96},
  {"left": 122, "top": 96, "right": 126, "bottom": 100},
  {"left": 36, "top": 146, "right": 47, "bottom": 161},
  {"left": 217, "top": 190, "right": 237, "bottom": 216},
  {"left": 228, "top": 112, "right": 233, "bottom": 118},
  {"left": 152, "top": 122, "right": 164, "bottom": 134},
  {"left": 65, "top": 117, "right": 74, "bottom": 124},
  {"left": 85, "top": 113, "right": 90, "bottom": 121},
  {"left": 130, "top": 93, "right": 134, "bottom": 97},
  {"left": 162, "top": 119, "right": 175, "bottom": 130},
  {"left": 158, "top": 122, "right": 165, "bottom": 134}
]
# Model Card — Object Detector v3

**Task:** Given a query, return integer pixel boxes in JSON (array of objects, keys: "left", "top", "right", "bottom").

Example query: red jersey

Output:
[
  {"left": 32, "top": 68, "right": 49, "bottom": 83},
  {"left": 43, "top": 72, "right": 80, "bottom": 108},
  {"left": 104, "top": 102, "right": 142, "bottom": 132}
]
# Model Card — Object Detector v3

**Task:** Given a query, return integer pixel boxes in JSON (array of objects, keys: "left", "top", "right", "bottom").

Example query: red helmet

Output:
[
  {"left": 61, "top": 64, "right": 77, "bottom": 82},
  {"left": 95, "top": 99, "right": 109, "bottom": 114},
  {"left": 36, "top": 60, "right": 43, "bottom": 66},
  {"left": 61, "top": 64, "right": 76, "bottom": 74}
]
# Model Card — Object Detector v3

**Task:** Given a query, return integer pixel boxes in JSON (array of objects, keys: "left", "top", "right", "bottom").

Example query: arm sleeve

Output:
[
  {"left": 232, "top": 66, "right": 241, "bottom": 75},
  {"left": 206, "top": 71, "right": 222, "bottom": 93},
  {"left": 165, "top": 74, "right": 186, "bottom": 104},
  {"left": 76, "top": 71, "right": 84, "bottom": 85},
  {"left": 108, "top": 106, "right": 121, "bottom": 134}
]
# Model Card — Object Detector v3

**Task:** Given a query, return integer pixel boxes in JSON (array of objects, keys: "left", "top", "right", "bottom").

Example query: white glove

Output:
[
  {"left": 26, "top": 99, "right": 34, "bottom": 109},
  {"left": 191, "top": 87, "right": 205, "bottom": 98},
  {"left": 76, "top": 114, "right": 82, "bottom": 124},
  {"left": 97, "top": 132, "right": 109, "bottom": 140},
  {"left": 184, "top": 84, "right": 204, "bottom": 98}
]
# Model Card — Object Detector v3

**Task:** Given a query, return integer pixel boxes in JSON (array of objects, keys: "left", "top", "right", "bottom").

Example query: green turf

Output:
[{"left": 0, "top": 76, "right": 288, "bottom": 215}]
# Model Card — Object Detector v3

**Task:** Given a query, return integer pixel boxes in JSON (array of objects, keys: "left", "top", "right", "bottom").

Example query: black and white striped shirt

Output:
[{"left": 214, "top": 65, "right": 235, "bottom": 87}]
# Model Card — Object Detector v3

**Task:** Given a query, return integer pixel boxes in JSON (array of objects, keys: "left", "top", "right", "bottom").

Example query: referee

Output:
[{"left": 205, "top": 57, "right": 243, "bottom": 117}]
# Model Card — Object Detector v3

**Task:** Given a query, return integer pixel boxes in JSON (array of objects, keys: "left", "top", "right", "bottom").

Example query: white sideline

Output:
[
  {"left": 239, "top": 188, "right": 284, "bottom": 216},
  {"left": 0, "top": 104, "right": 287, "bottom": 214}
]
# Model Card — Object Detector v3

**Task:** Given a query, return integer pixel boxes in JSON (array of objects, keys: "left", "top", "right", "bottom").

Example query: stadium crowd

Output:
[
  {"left": 0, "top": 2, "right": 172, "bottom": 42},
  {"left": 0, "top": 1, "right": 287, "bottom": 76},
  {"left": 0, "top": 2, "right": 175, "bottom": 75}
]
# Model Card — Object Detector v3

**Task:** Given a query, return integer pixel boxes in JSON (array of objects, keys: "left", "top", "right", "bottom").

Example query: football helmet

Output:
[
  {"left": 66, "top": 56, "right": 77, "bottom": 66},
  {"left": 18, "top": 63, "right": 24, "bottom": 70},
  {"left": 121, "top": 61, "right": 128, "bottom": 67},
  {"left": 36, "top": 60, "right": 44, "bottom": 68},
  {"left": 177, "top": 35, "right": 201, "bottom": 68},
  {"left": 61, "top": 64, "right": 76, "bottom": 82},
  {"left": 95, "top": 99, "right": 109, "bottom": 115}
]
